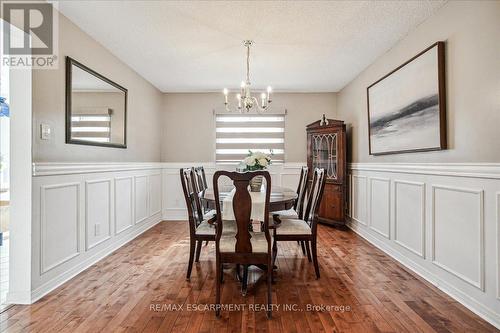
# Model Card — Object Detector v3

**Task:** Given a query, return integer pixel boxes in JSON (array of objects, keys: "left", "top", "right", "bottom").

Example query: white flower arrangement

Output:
[{"left": 242, "top": 151, "right": 272, "bottom": 171}]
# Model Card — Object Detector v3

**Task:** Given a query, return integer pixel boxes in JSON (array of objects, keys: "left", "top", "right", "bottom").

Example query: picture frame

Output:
[
  {"left": 367, "top": 41, "right": 446, "bottom": 155},
  {"left": 65, "top": 56, "right": 128, "bottom": 149}
]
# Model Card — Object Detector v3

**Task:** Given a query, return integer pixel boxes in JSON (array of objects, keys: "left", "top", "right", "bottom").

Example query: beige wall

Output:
[
  {"left": 33, "top": 13, "right": 163, "bottom": 162},
  {"left": 161, "top": 93, "right": 337, "bottom": 162},
  {"left": 337, "top": 1, "right": 500, "bottom": 163}
]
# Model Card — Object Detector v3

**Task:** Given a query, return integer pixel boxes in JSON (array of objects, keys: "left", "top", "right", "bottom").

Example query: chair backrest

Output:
[
  {"left": 302, "top": 168, "right": 326, "bottom": 233},
  {"left": 294, "top": 166, "right": 309, "bottom": 219},
  {"left": 194, "top": 166, "right": 208, "bottom": 192},
  {"left": 213, "top": 170, "right": 272, "bottom": 254},
  {"left": 180, "top": 168, "right": 202, "bottom": 234}
]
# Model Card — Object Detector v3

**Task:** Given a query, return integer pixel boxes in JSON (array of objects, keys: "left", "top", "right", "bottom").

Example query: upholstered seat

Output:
[
  {"left": 195, "top": 220, "right": 216, "bottom": 235},
  {"left": 219, "top": 230, "right": 272, "bottom": 253},
  {"left": 275, "top": 218, "right": 312, "bottom": 235},
  {"left": 195, "top": 219, "right": 236, "bottom": 236},
  {"left": 271, "top": 209, "right": 298, "bottom": 219}
]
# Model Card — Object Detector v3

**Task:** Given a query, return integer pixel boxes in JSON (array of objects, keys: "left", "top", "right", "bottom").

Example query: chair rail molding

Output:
[{"left": 347, "top": 162, "right": 500, "bottom": 330}]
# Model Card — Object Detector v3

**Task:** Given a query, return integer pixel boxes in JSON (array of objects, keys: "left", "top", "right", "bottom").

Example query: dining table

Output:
[{"left": 200, "top": 185, "right": 298, "bottom": 214}]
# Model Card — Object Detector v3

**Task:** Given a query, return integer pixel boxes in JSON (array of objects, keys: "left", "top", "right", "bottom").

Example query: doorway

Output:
[
  {"left": 0, "top": 22, "right": 10, "bottom": 310},
  {"left": 0, "top": 27, "right": 10, "bottom": 310},
  {"left": 0, "top": 18, "right": 33, "bottom": 310}
]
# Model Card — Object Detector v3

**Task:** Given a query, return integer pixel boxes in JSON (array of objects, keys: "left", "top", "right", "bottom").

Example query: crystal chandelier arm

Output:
[{"left": 250, "top": 96, "right": 270, "bottom": 113}]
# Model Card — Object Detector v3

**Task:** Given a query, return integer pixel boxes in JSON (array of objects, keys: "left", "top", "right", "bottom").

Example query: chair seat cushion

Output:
[
  {"left": 195, "top": 220, "right": 216, "bottom": 235},
  {"left": 271, "top": 209, "right": 298, "bottom": 219},
  {"left": 275, "top": 219, "right": 311, "bottom": 235},
  {"left": 219, "top": 230, "right": 272, "bottom": 253},
  {"left": 195, "top": 219, "right": 236, "bottom": 236}
]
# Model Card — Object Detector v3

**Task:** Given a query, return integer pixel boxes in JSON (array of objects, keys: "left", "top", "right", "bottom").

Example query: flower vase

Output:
[{"left": 250, "top": 175, "right": 263, "bottom": 192}]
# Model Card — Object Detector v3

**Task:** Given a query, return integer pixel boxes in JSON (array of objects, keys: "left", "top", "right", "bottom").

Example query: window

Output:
[
  {"left": 215, "top": 114, "right": 285, "bottom": 164},
  {"left": 71, "top": 114, "right": 111, "bottom": 143}
]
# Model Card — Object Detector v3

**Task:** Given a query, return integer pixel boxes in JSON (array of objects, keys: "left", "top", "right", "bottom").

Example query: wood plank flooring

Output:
[{"left": 0, "top": 221, "right": 497, "bottom": 332}]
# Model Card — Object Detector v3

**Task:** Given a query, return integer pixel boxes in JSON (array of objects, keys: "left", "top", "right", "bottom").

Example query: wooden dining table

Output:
[{"left": 200, "top": 185, "right": 298, "bottom": 213}]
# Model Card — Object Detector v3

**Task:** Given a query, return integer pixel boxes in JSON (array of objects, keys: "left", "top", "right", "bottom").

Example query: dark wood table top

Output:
[{"left": 200, "top": 185, "right": 298, "bottom": 213}]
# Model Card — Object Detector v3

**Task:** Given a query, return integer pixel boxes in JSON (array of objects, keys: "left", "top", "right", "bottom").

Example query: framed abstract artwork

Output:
[{"left": 367, "top": 42, "right": 446, "bottom": 155}]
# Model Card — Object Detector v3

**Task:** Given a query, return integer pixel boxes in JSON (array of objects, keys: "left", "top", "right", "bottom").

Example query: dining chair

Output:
[
  {"left": 193, "top": 166, "right": 208, "bottom": 192},
  {"left": 273, "top": 168, "right": 326, "bottom": 278},
  {"left": 273, "top": 166, "right": 309, "bottom": 219},
  {"left": 213, "top": 170, "right": 275, "bottom": 318},
  {"left": 271, "top": 166, "right": 309, "bottom": 256},
  {"left": 180, "top": 167, "right": 217, "bottom": 280}
]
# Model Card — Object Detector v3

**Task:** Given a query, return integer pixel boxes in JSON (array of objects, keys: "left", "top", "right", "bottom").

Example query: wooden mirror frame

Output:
[{"left": 65, "top": 56, "right": 128, "bottom": 149}]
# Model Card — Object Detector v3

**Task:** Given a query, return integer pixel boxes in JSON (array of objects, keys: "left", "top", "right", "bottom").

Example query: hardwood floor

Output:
[{"left": 0, "top": 221, "right": 497, "bottom": 332}]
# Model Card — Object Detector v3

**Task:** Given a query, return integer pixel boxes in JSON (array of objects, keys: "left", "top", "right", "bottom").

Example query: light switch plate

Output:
[{"left": 40, "top": 123, "right": 51, "bottom": 140}]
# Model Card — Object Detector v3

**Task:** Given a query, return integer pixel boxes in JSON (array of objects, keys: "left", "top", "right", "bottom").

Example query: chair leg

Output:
[
  {"left": 195, "top": 240, "right": 202, "bottom": 262},
  {"left": 205, "top": 240, "right": 209, "bottom": 246},
  {"left": 272, "top": 239, "right": 278, "bottom": 266},
  {"left": 215, "top": 255, "right": 221, "bottom": 317},
  {"left": 300, "top": 241, "right": 306, "bottom": 256},
  {"left": 241, "top": 265, "right": 249, "bottom": 296},
  {"left": 305, "top": 241, "right": 312, "bottom": 262},
  {"left": 267, "top": 260, "right": 273, "bottom": 318},
  {"left": 186, "top": 238, "right": 196, "bottom": 280},
  {"left": 311, "top": 239, "right": 320, "bottom": 279}
]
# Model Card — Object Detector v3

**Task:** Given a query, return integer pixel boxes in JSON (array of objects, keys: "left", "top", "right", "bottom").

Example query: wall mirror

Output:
[{"left": 66, "top": 57, "right": 127, "bottom": 148}]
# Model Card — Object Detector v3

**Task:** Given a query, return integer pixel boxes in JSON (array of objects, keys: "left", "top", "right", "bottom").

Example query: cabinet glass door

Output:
[{"left": 312, "top": 133, "right": 337, "bottom": 180}]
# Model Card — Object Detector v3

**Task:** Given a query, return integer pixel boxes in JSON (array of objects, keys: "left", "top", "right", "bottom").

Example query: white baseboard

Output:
[
  {"left": 347, "top": 218, "right": 500, "bottom": 330},
  {"left": 30, "top": 215, "right": 162, "bottom": 303},
  {"left": 6, "top": 291, "right": 32, "bottom": 305}
]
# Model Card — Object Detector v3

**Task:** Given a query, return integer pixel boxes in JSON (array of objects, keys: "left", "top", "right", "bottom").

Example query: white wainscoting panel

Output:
[
  {"left": 497, "top": 192, "right": 500, "bottom": 301},
  {"left": 85, "top": 180, "right": 112, "bottom": 250},
  {"left": 40, "top": 183, "right": 80, "bottom": 274},
  {"left": 134, "top": 175, "right": 149, "bottom": 224},
  {"left": 348, "top": 163, "right": 500, "bottom": 329},
  {"left": 394, "top": 180, "right": 425, "bottom": 257},
  {"left": 351, "top": 175, "right": 367, "bottom": 225},
  {"left": 32, "top": 163, "right": 165, "bottom": 303},
  {"left": 369, "top": 177, "right": 390, "bottom": 238},
  {"left": 431, "top": 185, "right": 484, "bottom": 290},
  {"left": 149, "top": 173, "right": 162, "bottom": 216},
  {"left": 115, "top": 177, "right": 134, "bottom": 235}
]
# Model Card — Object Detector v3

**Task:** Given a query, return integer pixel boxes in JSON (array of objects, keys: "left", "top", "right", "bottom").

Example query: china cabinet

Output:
[{"left": 306, "top": 117, "right": 347, "bottom": 227}]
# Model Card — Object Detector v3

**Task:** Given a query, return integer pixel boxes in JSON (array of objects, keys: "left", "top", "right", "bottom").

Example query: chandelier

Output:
[{"left": 223, "top": 40, "right": 272, "bottom": 113}]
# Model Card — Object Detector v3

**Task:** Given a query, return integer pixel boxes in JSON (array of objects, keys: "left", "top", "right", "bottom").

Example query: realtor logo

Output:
[{"left": 1, "top": 1, "right": 59, "bottom": 68}]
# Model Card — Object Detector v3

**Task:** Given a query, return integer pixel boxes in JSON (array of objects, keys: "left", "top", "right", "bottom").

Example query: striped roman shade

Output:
[
  {"left": 215, "top": 114, "right": 285, "bottom": 164},
  {"left": 71, "top": 114, "right": 111, "bottom": 143}
]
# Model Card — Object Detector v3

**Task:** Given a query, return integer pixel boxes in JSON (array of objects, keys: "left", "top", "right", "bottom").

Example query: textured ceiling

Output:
[{"left": 57, "top": 1, "right": 447, "bottom": 92}]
